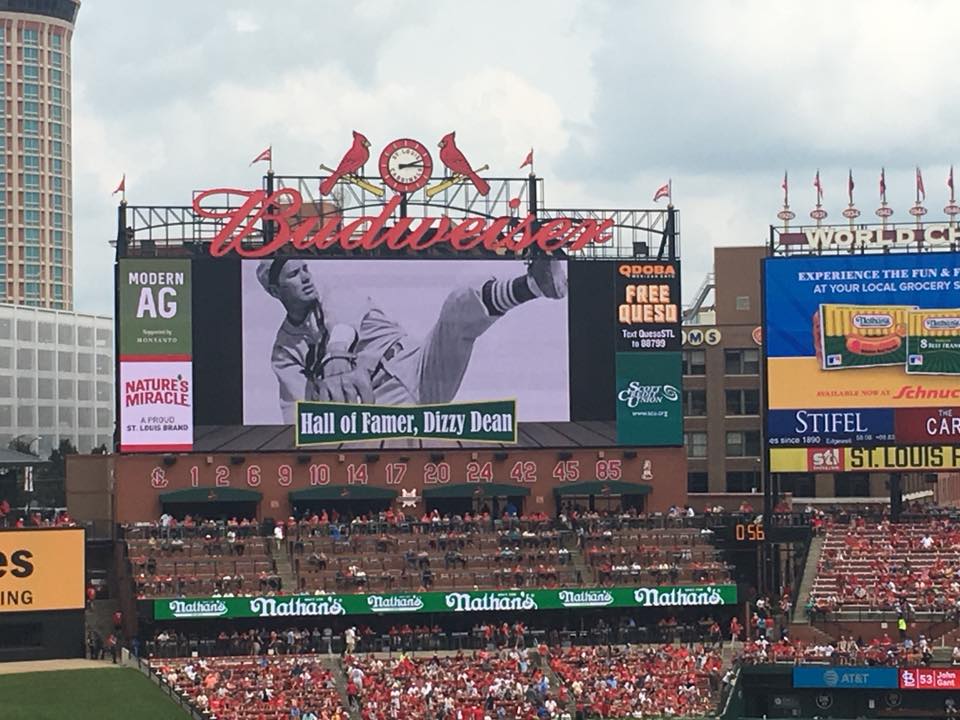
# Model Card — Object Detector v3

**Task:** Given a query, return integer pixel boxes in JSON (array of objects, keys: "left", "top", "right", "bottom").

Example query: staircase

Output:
[
  {"left": 793, "top": 533, "right": 825, "bottom": 622},
  {"left": 329, "top": 657, "right": 361, "bottom": 720},
  {"left": 85, "top": 598, "right": 120, "bottom": 645},
  {"left": 274, "top": 547, "right": 299, "bottom": 593},
  {"left": 536, "top": 649, "right": 575, "bottom": 717}
]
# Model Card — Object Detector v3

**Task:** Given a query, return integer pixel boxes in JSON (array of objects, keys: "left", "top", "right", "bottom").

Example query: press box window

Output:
[
  {"left": 726, "top": 389, "right": 760, "bottom": 415},
  {"left": 724, "top": 349, "right": 760, "bottom": 375},
  {"left": 682, "top": 349, "right": 706, "bottom": 376},
  {"left": 684, "top": 432, "right": 708, "bottom": 458},
  {"left": 682, "top": 390, "right": 707, "bottom": 417},
  {"left": 726, "top": 430, "right": 761, "bottom": 457}
]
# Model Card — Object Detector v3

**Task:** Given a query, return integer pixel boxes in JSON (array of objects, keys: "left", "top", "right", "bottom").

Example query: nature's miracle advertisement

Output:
[
  {"left": 764, "top": 252, "right": 960, "bottom": 472},
  {"left": 118, "top": 259, "right": 194, "bottom": 452}
]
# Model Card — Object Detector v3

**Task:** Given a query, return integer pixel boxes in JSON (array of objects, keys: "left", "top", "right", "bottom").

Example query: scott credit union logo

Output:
[{"left": 618, "top": 383, "right": 679, "bottom": 408}]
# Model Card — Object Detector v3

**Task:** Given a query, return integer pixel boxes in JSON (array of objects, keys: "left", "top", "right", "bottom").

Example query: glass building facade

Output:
[{"left": 0, "top": 1, "right": 79, "bottom": 309}]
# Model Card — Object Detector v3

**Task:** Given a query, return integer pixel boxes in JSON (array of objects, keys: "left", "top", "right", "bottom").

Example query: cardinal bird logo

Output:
[
  {"left": 438, "top": 132, "right": 490, "bottom": 196},
  {"left": 319, "top": 131, "right": 371, "bottom": 196}
]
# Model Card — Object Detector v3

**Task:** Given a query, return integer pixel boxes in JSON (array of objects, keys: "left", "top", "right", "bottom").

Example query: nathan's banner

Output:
[
  {"left": 296, "top": 400, "right": 517, "bottom": 446},
  {"left": 0, "top": 528, "right": 85, "bottom": 613},
  {"left": 615, "top": 262, "right": 681, "bottom": 352},
  {"left": 771, "top": 445, "right": 960, "bottom": 473},
  {"left": 615, "top": 352, "right": 683, "bottom": 445},
  {"left": 153, "top": 584, "right": 737, "bottom": 620},
  {"left": 118, "top": 258, "right": 194, "bottom": 452},
  {"left": 764, "top": 253, "right": 960, "bottom": 468}
]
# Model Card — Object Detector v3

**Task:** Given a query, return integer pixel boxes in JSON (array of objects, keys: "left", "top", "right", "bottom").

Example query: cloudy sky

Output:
[{"left": 71, "top": 0, "right": 959, "bottom": 314}]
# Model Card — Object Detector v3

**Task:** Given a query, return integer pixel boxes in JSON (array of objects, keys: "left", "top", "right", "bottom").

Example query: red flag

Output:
[
  {"left": 847, "top": 170, "right": 854, "bottom": 204},
  {"left": 112, "top": 174, "right": 125, "bottom": 195},
  {"left": 250, "top": 146, "right": 272, "bottom": 165},
  {"left": 880, "top": 167, "right": 887, "bottom": 202},
  {"left": 653, "top": 182, "right": 670, "bottom": 202},
  {"left": 781, "top": 171, "right": 788, "bottom": 204},
  {"left": 519, "top": 149, "right": 533, "bottom": 169},
  {"left": 916, "top": 167, "right": 925, "bottom": 201},
  {"left": 949, "top": 166, "right": 955, "bottom": 193},
  {"left": 813, "top": 170, "right": 823, "bottom": 203}
]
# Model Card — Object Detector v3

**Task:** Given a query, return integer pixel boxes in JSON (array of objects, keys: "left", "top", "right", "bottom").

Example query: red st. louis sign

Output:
[{"left": 193, "top": 189, "right": 614, "bottom": 258}]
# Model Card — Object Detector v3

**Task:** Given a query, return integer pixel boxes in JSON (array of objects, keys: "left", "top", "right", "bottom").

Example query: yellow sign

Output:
[
  {"left": 768, "top": 357, "right": 960, "bottom": 410},
  {"left": 770, "top": 445, "right": 960, "bottom": 473},
  {"left": 0, "top": 528, "right": 85, "bottom": 613}
]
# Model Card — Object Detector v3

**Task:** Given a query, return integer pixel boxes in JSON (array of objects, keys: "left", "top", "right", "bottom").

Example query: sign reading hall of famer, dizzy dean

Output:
[{"left": 296, "top": 399, "right": 517, "bottom": 446}]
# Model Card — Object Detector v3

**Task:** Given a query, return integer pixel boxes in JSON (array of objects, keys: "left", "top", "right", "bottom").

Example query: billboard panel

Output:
[
  {"left": 615, "top": 351, "right": 683, "bottom": 445},
  {"left": 793, "top": 666, "right": 899, "bottom": 690},
  {"left": 0, "top": 529, "right": 85, "bottom": 613},
  {"left": 241, "top": 258, "right": 570, "bottom": 426},
  {"left": 154, "top": 584, "right": 737, "bottom": 620},
  {"left": 118, "top": 259, "right": 194, "bottom": 452},
  {"left": 615, "top": 262, "right": 681, "bottom": 352},
  {"left": 764, "top": 253, "right": 960, "bottom": 467}
]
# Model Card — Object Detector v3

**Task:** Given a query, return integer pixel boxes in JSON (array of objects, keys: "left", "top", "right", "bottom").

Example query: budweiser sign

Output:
[{"left": 193, "top": 189, "right": 614, "bottom": 258}]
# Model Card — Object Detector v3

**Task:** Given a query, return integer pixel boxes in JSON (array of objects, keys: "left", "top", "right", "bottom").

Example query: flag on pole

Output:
[
  {"left": 653, "top": 182, "right": 670, "bottom": 203},
  {"left": 949, "top": 165, "right": 955, "bottom": 194},
  {"left": 112, "top": 174, "right": 125, "bottom": 196},
  {"left": 519, "top": 148, "right": 534, "bottom": 170},
  {"left": 916, "top": 166, "right": 926, "bottom": 201},
  {"left": 781, "top": 171, "right": 788, "bottom": 205},
  {"left": 880, "top": 167, "right": 887, "bottom": 202},
  {"left": 847, "top": 170, "right": 855, "bottom": 205},
  {"left": 250, "top": 146, "right": 272, "bottom": 166},
  {"left": 813, "top": 170, "right": 823, "bottom": 204}
]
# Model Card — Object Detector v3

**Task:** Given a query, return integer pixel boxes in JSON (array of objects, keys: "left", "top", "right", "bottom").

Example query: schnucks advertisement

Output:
[
  {"left": 118, "top": 259, "right": 194, "bottom": 452},
  {"left": 153, "top": 584, "right": 737, "bottom": 620},
  {"left": 764, "top": 252, "right": 960, "bottom": 472},
  {"left": 615, "top": 352, "right": 683, "bottom": 445}
]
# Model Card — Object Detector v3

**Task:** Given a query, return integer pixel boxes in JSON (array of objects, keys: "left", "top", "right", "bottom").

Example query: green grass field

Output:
[{"left": 0, "top": 667, "right": 189, "bottom": 720}]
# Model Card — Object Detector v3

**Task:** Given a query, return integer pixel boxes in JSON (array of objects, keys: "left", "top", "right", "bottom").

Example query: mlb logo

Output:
[
  {"left": 826, "top": 354, "right": 842, "bottom": 367},
  {"left": 908, "top": 354, "right": 923, "bottom": 366}
]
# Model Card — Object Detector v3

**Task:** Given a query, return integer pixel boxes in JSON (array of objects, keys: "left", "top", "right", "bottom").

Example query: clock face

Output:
[{"left": 378, "top": 138, "right": 433, "bottom": 193}]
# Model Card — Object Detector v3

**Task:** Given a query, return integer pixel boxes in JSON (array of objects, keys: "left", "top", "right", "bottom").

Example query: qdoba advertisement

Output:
[
  {"left": 764, "top": 253, "right": 960, "bottom": 472},
  {"left": 118, "top": 259, "right": 194, "bottom": 452}
]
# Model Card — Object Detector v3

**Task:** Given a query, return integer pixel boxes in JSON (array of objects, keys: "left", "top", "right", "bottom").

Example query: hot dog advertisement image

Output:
[{"left": 764, "top": 252, "right": 960, "bottom": 455}]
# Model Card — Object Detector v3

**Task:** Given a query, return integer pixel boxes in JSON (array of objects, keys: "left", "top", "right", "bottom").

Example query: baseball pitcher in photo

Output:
[{"left": 256, "top": 256, "right": 567, "bottom": 423}]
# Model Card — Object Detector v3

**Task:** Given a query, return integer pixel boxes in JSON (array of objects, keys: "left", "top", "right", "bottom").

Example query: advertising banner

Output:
[
  {"left": 153, "top": 584, "right": 737, "bottom": 620},
  {"left": 118, "top": 259, "right": 193, "bottom": 358},
  {"left": 120, "top": 360, "right": 194, "bottom": 452},
  {"left": 118, "top": 258, "right": 193, "bottom": 452},
  {"left": 615, "top": 262, "right": 681, "bottom": 352},
  {"left": 894, "top": 407, "right": 960, "bottom": 443},
  {"left": 296, "top": 399, "right": 517, "bottom": 446},
  {"left": 764, "top": 253, "right": 960, "bottom": 467},
  {"left": 241, "top": 259, "right": 569, "bottom": 426},
  {"left": 899, "top": 667, "right": 960, "bottom": 691},
  {"left": 0, "top": 529, "right": 85, "bottom": 613},
  {"left": 793, "top": 666, "right": 899, "bottom": 690},
  {"left": 766, "top": 408, "right": 895, "bottom": 447},
  {"left": 770, "top": 445, "right": 960, "bottom": 473},
  {"left": 615, "top": 352, "right": 683, "bottom": 446}
]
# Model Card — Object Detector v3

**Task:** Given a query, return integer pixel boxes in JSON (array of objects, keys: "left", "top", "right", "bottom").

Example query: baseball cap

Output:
[{"left": 256, "top": 258, "right": 289, "bottom": 293}]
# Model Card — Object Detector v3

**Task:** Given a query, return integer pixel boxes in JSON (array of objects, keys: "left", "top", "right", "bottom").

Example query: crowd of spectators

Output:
[
  {"left": 810, "top": 518, "right": 960, "bottom": 615},
  {"left": 740, "top": 633, "right": 938, "bottom": 668},
  {"left": 153, "top": 656, "right": 347, "bottom": 720},
  {"left": 0, "top": 498, "right": 75, "bottom": 528},
  {"left": 548, "top": 644, "right": 722, "bottom": 718},
  {"left": 346, "top": 650, "right": 563, "bottom": 720}
]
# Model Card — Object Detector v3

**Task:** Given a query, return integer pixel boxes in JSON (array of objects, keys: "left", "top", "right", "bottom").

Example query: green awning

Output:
[
  {"left": 289, "top": 486, "right": 398, "bottom": 502},
  {"left": 159, "top": 487, "right": 263, "bottom": 504},
  {"left": 423, "top": 483, "right": 531, "bottom": 499},
  {"left": 554, "top": 481, "right": 652, "bottom": 497}
]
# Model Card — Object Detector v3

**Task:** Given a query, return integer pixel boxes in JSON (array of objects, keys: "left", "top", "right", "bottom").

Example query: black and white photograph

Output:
[{"left": 241, "top": 258, "right": 570, "bottom": 425}]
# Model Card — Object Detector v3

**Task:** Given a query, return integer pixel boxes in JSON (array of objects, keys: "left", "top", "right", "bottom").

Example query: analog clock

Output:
[{"left": 378, "top": 138, "right": 433, "bottom": 193}]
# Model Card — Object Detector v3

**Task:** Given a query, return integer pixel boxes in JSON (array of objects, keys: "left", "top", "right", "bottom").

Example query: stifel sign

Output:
[{"left": 193, "top": 189, "right": 614, "bottom": 258}]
